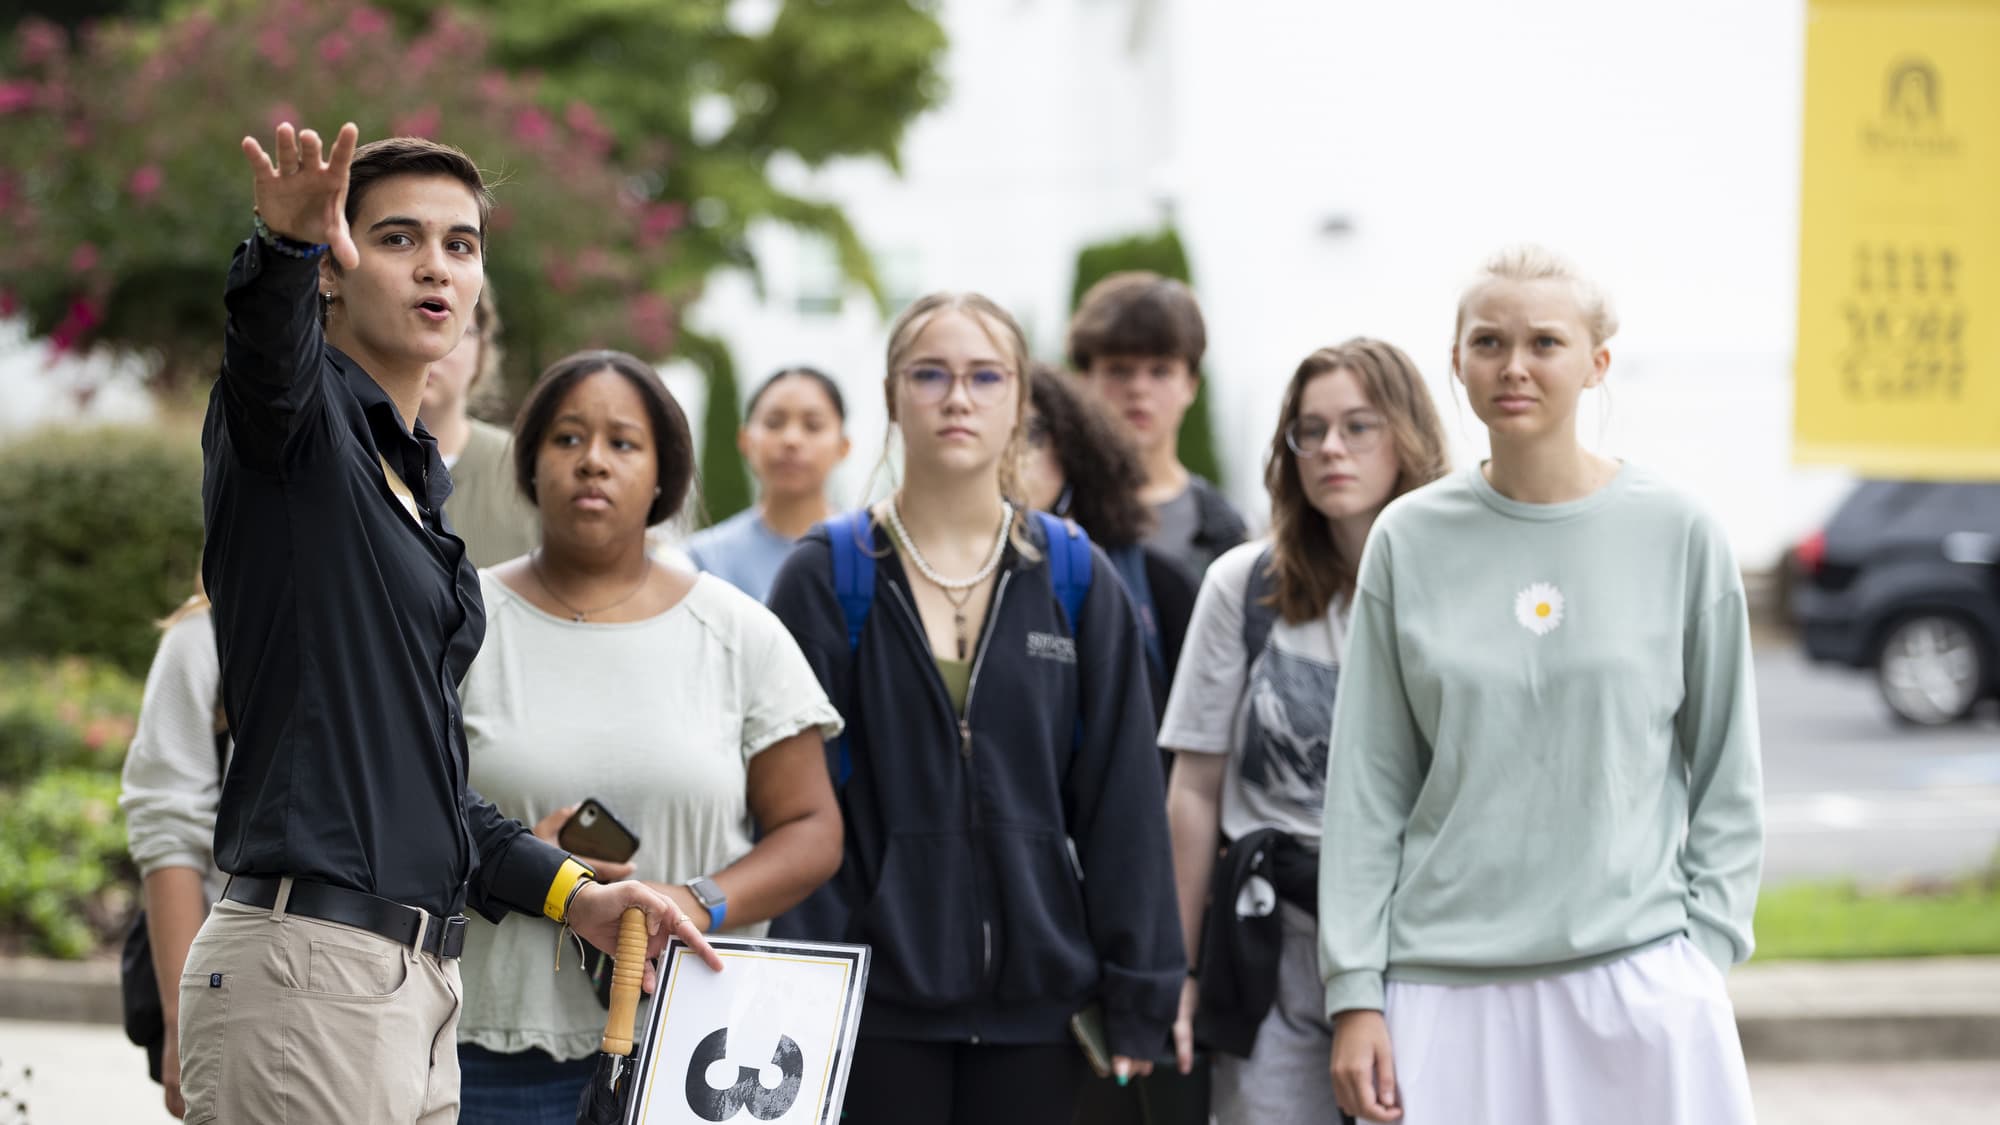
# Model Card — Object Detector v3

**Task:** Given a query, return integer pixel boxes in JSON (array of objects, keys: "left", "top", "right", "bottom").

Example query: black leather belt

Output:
[{"left": 225, "top": 876, "right": 467, "bottom": 959}]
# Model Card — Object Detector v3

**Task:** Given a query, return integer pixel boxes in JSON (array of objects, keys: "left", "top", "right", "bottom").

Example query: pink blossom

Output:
[
  {"left": 627, "top": 292, "right": 675, "bottom": 356},
  {"left": 565, "top": 101, "right": 614, "bottom": 157},
  {"left": 257, "top": 27, "right": 295, "bottom": 70},
  {"left": 638, "top": 201, "right": 686, "bottom": 249},
  {"left": 392, "top": 106, "right": 442, "bottom": 138},
  {"left": 267, "top": 102, "right": 300, "bottom": 132},
  {"left": 318, "top": 32, "right": 351, "bottom": 66},
  {"left": 70, "top": 243, "right": 100, "bottom": 273},
  {"left": 17, "top": 19, "right": 65, "bottom": 67},
  {"left": 477, "top": 71, "right": 510, "bottom": 101},
  {"left": 48, "top": 297, "right": 102, "bottom": 354},
  {"left": 347, "top": 6, "right": 391, "bottom": 38},
  {"left": 544, "top": 257, "right": 576, "bottom": 294},
  {"left": 0, "top": 289, "right": 18, "bottom": 318},
  {"left": 128, "top": 165, "right": 164, "bottom": 202},
  {"left": 0, "top": 81, "right": 36, "bottom": 114},
  {"left": 512, "top": 107, "right": 552, "bottom": 147}
]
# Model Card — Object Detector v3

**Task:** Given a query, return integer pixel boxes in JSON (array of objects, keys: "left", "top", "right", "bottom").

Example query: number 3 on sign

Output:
[
  {"left": 632, "top": 937, "right": 870, "bottom": 1125},
  {"left": 686, "top": 1030, "right": 804, "bottom": 1122}
]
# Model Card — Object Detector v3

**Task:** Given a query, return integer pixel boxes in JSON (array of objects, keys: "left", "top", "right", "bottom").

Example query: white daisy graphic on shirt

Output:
[{"left": 1514, "top": 582, "right": 1565, "bottom": 636}]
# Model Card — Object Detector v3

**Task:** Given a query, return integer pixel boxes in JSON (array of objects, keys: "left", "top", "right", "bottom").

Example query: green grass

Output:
[{"left": 1753, "top": 870, "right": 2000, "bottom": 960}]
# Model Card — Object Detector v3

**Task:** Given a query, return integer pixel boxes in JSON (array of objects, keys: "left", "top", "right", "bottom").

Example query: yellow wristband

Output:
[{"left": 543, "top": 858, "right": 595, "bottom": 923}]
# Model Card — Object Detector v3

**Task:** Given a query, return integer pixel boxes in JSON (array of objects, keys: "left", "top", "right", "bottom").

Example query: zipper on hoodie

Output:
[{"left": 887, "top": 568, "right": 1014, "bottom": 987}]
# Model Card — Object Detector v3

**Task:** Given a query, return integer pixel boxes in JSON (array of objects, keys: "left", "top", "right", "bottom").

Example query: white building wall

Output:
[{"left": 685, "top": 0, "right": 1851, "bottom": 568}]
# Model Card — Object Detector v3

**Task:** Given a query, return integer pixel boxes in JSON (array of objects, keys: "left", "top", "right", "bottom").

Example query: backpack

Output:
[
  {"left": 1240, "top": 545, "right": 1280, "bottom": 663},
  {"left": 823, "top": 508, "right": 1092, "bottom": 785}
]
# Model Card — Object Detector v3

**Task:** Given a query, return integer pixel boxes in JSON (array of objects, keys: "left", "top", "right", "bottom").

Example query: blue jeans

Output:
[{"left": 457, "top": 1042, "right": 596, "bottom": 1125}]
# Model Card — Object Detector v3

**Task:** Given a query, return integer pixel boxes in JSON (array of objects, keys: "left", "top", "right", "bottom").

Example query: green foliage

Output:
[
  {"left": 1754, "top": 868, "right": 2000, "bottom": 960},
  {"left": 0, "top": 768, "right": 135, "bottom": 957},
  {"left": 683, "top": 330, "right": 753, "bottom": 526},
  {"left": 0, "top": 427, "right": 203, "bottom": 675},
  {"left": 0, "top": 658, "right": 143, "bottom": 786},
  {"left": 1068, "top": 225, "right": 1224, "bottom": 486},
  {"left": 388, "top": 0, "right": 949, "bottom": 315},
  {"left": 0, "top": 1, "right": 684, "bottom": 395}
]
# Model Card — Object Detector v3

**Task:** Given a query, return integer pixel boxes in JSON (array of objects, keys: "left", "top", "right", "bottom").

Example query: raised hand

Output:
[{"left": 240, "top": 121, "right": 360, "bottom": 268}]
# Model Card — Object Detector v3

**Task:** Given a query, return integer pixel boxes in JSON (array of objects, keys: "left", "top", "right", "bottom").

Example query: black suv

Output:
[{"left": 1791, "top": 481, "right": 2000, "bottom": 725}]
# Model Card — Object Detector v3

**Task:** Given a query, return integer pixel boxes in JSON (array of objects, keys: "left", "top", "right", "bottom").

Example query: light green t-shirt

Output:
[
  {"left": 455, "top": 572, "right": 843, "bottom": 1061},
  {"left": 1318, "top": 464, "right": 1764, "bottom": 1016}
]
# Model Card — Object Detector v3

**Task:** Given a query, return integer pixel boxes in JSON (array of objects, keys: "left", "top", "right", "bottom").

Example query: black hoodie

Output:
[{"left": 767, "top": 516, "right": 1184, "bottom": 1059}]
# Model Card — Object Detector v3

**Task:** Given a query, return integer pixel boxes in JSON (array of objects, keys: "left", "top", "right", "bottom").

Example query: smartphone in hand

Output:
[{"left": 556, "top": 798, "right": 640, "bottom": 863}]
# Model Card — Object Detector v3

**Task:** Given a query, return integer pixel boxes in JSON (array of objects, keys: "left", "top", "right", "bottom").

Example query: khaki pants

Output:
[{"left": 178, "top": 885, "right": 463, "bottom": 1124}]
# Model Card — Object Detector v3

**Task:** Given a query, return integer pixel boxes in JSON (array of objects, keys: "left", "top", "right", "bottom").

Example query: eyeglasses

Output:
[
  {"left": 1285, "top": 413, "right": 1388, "bottom": 457},
  {"left": 902, "top": 364, "right": 1014, "bottom": 407}
]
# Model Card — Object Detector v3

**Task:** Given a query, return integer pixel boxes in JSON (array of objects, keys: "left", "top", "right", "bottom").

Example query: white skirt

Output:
[{"left": 1380, "top": 936, "right": 1754, "bottom": 1125}]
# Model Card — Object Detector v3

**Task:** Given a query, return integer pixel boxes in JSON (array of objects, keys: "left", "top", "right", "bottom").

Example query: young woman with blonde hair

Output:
[
  {"left": 1161, "top": 339, "right": 1446, "bottom": 1125},
  {"left": 1321, "top": 246, "right": 1762, "bottom": 1124},
  {"left": 768, "top": 293, "right": 1183, "bottom": 1124}
]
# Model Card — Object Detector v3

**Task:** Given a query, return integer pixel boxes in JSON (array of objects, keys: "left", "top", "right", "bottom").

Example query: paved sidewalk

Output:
[
  {"left": 4, "top": 953, "right": 1999, "bottom": 1061},
  {"left": 1, "top": 1019, "right": 1995, "bottom": 1125}
]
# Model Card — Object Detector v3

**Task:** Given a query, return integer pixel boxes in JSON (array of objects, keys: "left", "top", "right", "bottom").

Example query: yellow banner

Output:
[{"left": 1795, "top": 0, "right": 2000, "bottom": 479}]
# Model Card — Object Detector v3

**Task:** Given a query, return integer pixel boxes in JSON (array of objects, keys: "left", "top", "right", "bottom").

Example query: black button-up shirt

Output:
[{"left": 201, "top": 234, "right": 564, "bottom": 922}]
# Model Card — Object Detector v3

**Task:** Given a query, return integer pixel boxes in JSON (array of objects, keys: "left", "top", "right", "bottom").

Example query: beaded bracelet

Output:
[{"left": 252, "top": 210, "right": 328, "bottom": 259}]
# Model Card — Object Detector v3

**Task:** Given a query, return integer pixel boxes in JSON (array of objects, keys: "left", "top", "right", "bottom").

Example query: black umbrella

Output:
[{"left": 577, "top": 907, "right": 649, "bottom": 1125}]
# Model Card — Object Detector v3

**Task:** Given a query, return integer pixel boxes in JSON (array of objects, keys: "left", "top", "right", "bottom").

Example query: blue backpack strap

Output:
[
  {"left": 1035, "top": 511, "right": 1092, "bottom": 633},
  {"left": 826, "top": 509, "right": 877, "bottom": 653},
  {"left": 822, "top": 509, "right": 877, "bottom": 787}
]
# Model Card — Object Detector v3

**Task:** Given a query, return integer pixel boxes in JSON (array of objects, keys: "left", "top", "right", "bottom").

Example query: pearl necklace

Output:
[{"left": 885, "top": 496, "right": 1013, "bottom": 660}]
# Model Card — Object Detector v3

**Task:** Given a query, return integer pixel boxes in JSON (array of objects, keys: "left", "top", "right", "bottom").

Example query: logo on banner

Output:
[{"left": 1862, "top": 57, "right": 1959, "bottom": 158}]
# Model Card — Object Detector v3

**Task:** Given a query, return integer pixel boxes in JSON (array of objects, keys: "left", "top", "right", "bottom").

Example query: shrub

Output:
[
  {"left": 0, "top": 425, "right": 203, "bottom": 676},
  {"left": 0, "top": 768, "right": 135, "bottom": 958},
  {"left": 0, "top": 658, "right": 143, "bottom": 786}
]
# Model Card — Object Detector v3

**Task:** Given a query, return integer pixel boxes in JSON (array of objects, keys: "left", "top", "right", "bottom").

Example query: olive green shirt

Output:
[{"left": 445, "top": 418, "right": 540, "bottom": 568}]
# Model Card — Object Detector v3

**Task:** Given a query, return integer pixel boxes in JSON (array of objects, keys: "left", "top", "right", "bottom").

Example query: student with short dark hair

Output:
[
  {"left": 686, "top": 366, "right": 852, "bottom": 601},
  {"left": 1068, "top": 272, "right": 1246, "bottom": 576},
  {"left": 181, "top": 122, "right": 717, "bottom": 1124}
]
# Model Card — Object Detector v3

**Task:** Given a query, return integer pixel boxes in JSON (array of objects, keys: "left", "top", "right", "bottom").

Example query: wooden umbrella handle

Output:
[{"left": 600, "top": 906, "right": 649, "bottom": 1056}]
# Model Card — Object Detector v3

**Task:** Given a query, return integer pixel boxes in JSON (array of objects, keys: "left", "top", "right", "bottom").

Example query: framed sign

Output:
[{"left": 625, "top": 936, "right": 870, "bottom": 1125}]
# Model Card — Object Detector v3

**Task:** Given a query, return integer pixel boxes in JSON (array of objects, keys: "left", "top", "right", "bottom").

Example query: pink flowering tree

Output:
[{"left": 0, "top": 1, "right": 684, "bottom": 398}]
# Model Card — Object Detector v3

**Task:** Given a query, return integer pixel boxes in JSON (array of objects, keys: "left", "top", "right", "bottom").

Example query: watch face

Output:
[{"left": 690, "top": 877, "right": 724, "bottom": 908}]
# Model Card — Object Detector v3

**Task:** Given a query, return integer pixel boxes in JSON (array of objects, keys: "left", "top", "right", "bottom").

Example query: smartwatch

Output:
[{"left": 687, "top": 875, "right": 727, "bottom": 932}]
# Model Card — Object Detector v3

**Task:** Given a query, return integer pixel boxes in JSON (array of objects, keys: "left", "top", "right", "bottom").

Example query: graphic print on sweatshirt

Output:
[{"left": 1239, "top": 645, "right": 1339, "bottom": 815}]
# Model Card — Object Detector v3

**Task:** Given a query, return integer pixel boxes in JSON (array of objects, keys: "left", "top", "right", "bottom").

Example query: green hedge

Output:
[
  {"left": 0, "top": 657, "right": 144, "bottom": 957},
  {"left": 0, "top": 426, "right": 204, "bottom": 676},
  {"left": 0, "top": 768, "right": 135, "bottom": 958},
  {"left": 0, "top": 657, "right": 142, "bottom": 785},
  {"left": 1069, "top": 226, "right": 1223, "bottom": 487}
]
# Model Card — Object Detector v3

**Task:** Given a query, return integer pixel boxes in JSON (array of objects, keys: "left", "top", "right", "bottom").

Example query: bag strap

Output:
[
  {"left": 826, "top": 509, "right": 878, "bottom": 653},
  {"left": 1035, "top": 511, "right": 1092, "bottom": 633},
  {"left": 822, "top": 509, "right": 879, "bottom": 789},
  {"left": 1241, "top": 545, "right": 1279, "bottom": 661}
]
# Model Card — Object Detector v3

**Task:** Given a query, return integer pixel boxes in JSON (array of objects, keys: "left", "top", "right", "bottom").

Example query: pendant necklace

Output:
[
  {"left": 884, "top": 496, "right": 1013, "bottom": 660},
  {"left": 530, "top": 551, "right": 655, "bottom": 623}
]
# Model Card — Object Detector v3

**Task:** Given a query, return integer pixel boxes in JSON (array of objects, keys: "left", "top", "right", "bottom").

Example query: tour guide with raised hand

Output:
[{"left": 179, "top": 121, "right": 722, "bottom": 1125}]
